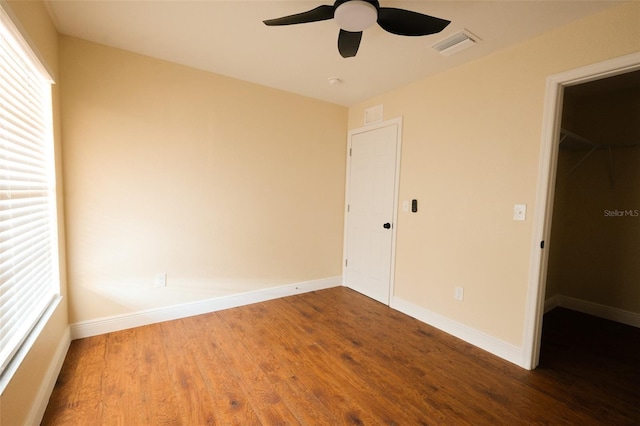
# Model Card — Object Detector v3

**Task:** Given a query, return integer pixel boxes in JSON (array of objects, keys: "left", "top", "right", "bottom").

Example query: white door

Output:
[{"left": 344, "top": 120, "right": 400, "bottom": 304}]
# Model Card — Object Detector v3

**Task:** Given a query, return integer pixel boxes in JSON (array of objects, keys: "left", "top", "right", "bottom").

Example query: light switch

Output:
[
  {"left": 155, "top": 273, "right": 167, "bottom": 287},
  {"left": 514, "top": 204, "right": 526, "bottom": 221}
]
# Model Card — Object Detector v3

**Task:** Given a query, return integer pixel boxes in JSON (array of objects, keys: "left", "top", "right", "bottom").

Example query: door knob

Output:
[{"left": 383, "top": 223, "right": 391, "bottom": 229}]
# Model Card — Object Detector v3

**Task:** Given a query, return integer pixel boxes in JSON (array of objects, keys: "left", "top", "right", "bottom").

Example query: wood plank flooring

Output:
[{"left": 41, "top": 287, "right": 639, "bottom": 425}]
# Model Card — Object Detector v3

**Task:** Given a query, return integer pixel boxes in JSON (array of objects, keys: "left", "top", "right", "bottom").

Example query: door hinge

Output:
[
  {"left": 345, "top": 259, "right": 348, "bottom": 267},
  {"left": 349, "top": 148, "right": 352, "bottom": 157},
  {"left": 347, "top": 204, "right": 350, "bottom": 212}
]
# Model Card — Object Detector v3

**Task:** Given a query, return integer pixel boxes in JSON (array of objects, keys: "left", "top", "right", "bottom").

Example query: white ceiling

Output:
[{"left": 44, "top": 1, "right": 620, "bottom": 106}]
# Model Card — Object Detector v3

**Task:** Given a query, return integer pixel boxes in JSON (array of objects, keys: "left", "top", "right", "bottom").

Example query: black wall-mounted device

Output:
[{"left": 411, "top": 199, "right": 418, "bottom": 213}]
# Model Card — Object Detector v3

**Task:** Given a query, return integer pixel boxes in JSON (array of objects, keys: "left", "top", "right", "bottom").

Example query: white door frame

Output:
[
  {"left": 521, "top": 52, "right": 640, "bottom": 370},
  {"left": 342, "top": 117, "right": 403, "bottom": 305}
]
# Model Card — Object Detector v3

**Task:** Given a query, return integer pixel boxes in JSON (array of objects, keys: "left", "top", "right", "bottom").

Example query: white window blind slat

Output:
[
  {"left": 1, "top": 261, "right": 52, "bottom": 311},
  {"left": 1, "top": 148, "right": 49, "bottom": 168},
  {"left": 0, "top": 293, "right": 53, "bottom": 377},
  {"left": 1, "top": 116, "right": 47, "bottom": 151},
  {"left": 2, "top": 138, "right": 48, "bottom": 163},
  {"left": 0, "top": 200, "right": 50, "bottom": 222},
  {"left": 0, "top": 245, "right": 51, "bottom": 284},
  {"left": 0, "top": 68, "right": 47, "bottom": 140},
  {"left": 0, "top": 220, "right": 51, "bottom": 251},
  {"left": 0, "top": 230, "right": 50, "bottom": 256},
  {"left": 0, "top": 175, "right": 49, "bottom": 189},
  {"left": 0, "top": 113, "right": 47, "bottom": 146},
  {"left": 2, "top": 263, "right": 53, "bottom": 311},
  {"left": 0, "top": 7, "right": 58, "bottom": 378},
  {"left": 0, "top": 64, "right": 47, "bottom": 119}
]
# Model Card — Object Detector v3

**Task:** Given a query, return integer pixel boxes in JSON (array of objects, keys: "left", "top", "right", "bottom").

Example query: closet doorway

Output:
[
  {"left": 523, "top": 55, "right": 640, "bottom": 371},
  {"left": 544, "top": 70, "right": 640, "bottom": 318},
  {"left": 539, "top": 70, "right": 640, "bottom": 373}
]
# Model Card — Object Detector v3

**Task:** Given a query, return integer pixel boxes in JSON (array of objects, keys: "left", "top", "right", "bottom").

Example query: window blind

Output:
[{"left": 0, "top": 8, "right": 58, "bottom": 376}]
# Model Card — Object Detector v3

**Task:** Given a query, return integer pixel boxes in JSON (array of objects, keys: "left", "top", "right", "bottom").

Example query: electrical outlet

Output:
[
  {"left": 155, "top": 273, "right": 167, "bottom": 288},
  {"left": 454, "top": 287, "right": 464, "bottom": 301}
]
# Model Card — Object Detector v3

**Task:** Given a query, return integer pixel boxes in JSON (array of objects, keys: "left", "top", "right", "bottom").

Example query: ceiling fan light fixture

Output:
[{"left": 334, "top": 1, "right": 378, "bottom": 32}]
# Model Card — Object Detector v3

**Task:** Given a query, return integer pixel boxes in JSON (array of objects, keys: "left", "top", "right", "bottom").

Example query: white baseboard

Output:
[
  {"left": 392, "top": 297, "right": 523, "bottom": 367},
  {"left": 546, "top": 295, "right": 640, "bottom": 328},
  {"left": 70, "top": 276, "right": 341, "bottom": 340},
  {"left": 544, "top": 294, "right": 560, "bottom": 313},
  {"left": 28, "top": 326, "right": 71, "bottom": 426}
]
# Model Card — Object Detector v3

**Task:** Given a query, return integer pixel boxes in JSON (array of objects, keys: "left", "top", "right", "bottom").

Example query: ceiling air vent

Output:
[{"left": 431, "top": 30, "right": 479, "bottom": 56}]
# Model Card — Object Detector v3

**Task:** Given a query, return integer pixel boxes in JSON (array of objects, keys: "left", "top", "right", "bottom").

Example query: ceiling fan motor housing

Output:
[
  {"left": 334, "top": 0, "right": 381, "bottom": 10},
  {"left": 334, "top": 0, "right": 379, "bottom": 32}
]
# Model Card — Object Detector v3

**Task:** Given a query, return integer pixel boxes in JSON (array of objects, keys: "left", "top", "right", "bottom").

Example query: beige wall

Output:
[
  {"left": 0, "top": 1, "right": 68, "bottom": 425},
  {"left": 348, "top": 2, "right": 640, "bottom": 346},
  {"left": 59, "top": 36, "right": 348, "bottom": 324},
  {"left": 547, "top": 85, "right": 640, "bottom": 312}
]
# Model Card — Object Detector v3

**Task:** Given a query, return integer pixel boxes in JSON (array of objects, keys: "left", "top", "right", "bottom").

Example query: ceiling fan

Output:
[{"left": 263, "top": 0, "right": 451, "bottom": 58}]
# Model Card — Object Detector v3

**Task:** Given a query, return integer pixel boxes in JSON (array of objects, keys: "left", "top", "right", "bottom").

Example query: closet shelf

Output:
[{"left": 559, "top": 128, "right": 640, "bottom": 187}]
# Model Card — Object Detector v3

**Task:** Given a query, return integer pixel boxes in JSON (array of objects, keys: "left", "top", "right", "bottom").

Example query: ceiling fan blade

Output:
[
  {"left": 263, "top": 5, "right": 334, "bottom": 26},
  {"left": 377, "top": 8, "right": 450, "bottom": 36},
  {"left": 338, "top": 30, "right": 362, "bottom": 58}
]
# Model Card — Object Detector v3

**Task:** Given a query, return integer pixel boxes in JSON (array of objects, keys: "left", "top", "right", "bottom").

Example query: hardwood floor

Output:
[{"left": 42, "top": 287, "right": 639, "bottom": 425}]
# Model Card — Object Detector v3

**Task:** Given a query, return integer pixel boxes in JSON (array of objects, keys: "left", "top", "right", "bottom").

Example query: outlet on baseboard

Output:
[
  {"left": 454, "top": 286, "right": 464, "bottom": 301},
  {"left": 155, "top": 273, "right": 167, "bottom": 288}
]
